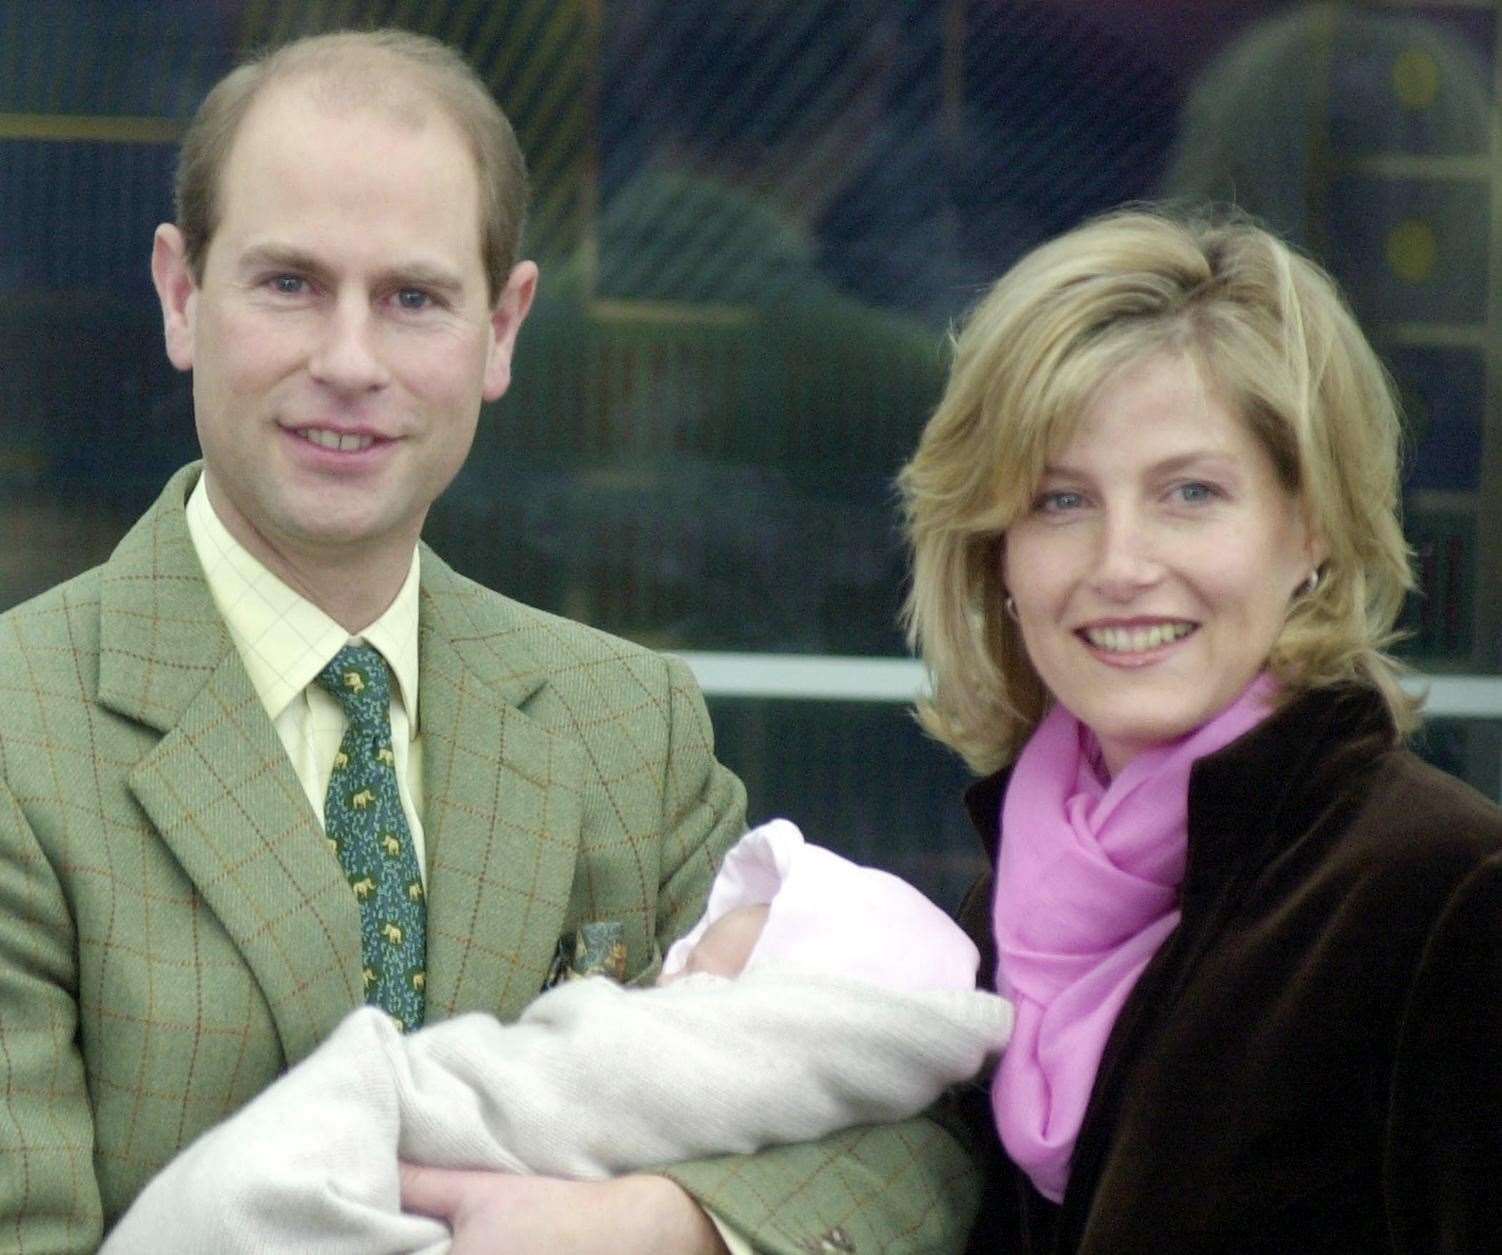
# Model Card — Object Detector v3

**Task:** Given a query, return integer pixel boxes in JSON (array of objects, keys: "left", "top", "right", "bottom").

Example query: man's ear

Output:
[
  {"left": 151, "top": 224, "right": 198, "bottom": 373},
  {"left": 482, "top": 260, "right": 539, "bottom": 402}
]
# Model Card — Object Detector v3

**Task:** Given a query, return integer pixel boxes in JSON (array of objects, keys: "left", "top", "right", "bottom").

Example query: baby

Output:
[
  {"left": 669, "top": 902, "right": 769, "bottom": 978},
  {"left": 106, "top": 821, "right": 1011, "bottom": 1255}
]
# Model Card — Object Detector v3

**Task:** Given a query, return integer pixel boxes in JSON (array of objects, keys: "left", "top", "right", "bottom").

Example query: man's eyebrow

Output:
[
  {"left": 374, "top": 262, "right": 466, "bottom": 296},
  {"left": 236, "top": 243, "right": 333, "bottom": 281},
  {"left": 234, "top": 245, "right": 466, "bottom": 296}
]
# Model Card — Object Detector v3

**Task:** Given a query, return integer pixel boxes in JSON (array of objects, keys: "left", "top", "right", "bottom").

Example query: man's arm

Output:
[
  {"left": 664, "top": 1114, "right": 982, "bottom": 1254},
  {"left": 651, "top": 655, "right": 747, "bottom": 955},
  {"left": 397, "top": 654, "right": 983, "bottom": 1254},
  {"left": 0, "top": 777, "right": 103, "bottom": 1252}
]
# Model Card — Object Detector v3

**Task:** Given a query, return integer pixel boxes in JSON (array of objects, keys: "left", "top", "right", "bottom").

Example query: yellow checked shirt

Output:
[{"left": 184, "top": 477, "right": 427, "bottom": 880}]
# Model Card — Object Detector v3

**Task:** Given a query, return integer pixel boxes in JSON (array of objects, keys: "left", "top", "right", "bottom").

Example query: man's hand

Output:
[{"left": 399, "top": 1165, "right": 731, "bottom": 1255}]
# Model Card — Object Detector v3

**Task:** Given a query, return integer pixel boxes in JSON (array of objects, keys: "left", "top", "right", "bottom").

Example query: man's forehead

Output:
[
  {"left": 239, "top": 68, "right": 446, "bottom": 146},
  {"left": 207, "top": 74, "right": 487, "bottom": 285},
  {"left": 220, "top": 71, "right": 478, "bottom": 203}
]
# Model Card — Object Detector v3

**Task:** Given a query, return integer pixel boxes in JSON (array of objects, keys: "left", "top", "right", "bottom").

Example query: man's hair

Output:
[
  {"left": 174, "top": 28, "right": 529, "bottom": 305},
  {"left": 898, "top": 207, "right": 1417, "bottom": 775}
]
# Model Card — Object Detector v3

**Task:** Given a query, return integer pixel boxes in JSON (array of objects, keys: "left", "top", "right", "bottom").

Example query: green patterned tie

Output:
[{"left": 316, "top": 644, "right": 426, "bottom": 1031}]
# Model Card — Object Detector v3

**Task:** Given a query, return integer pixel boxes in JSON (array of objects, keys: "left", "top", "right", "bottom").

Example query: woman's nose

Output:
[{"left": 1089, "top": 509, "right": 1164, "bottom": 598}]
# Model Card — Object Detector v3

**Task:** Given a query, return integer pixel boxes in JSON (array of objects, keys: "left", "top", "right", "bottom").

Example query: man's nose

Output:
[
  {"left": 1089, "top": 507, "right": 1163, "bottom": 599},
  {"left": 308, "top": 297, "right": 392, "bottom": 392}
]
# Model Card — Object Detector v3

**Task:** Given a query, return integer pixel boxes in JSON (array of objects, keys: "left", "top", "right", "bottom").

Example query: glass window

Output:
[{"left": 4, "top": 1, "right": 1500, "bottom": 903}]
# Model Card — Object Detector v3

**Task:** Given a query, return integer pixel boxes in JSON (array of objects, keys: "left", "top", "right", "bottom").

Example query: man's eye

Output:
[
  {"left": 395, "top": 288, "right": 431, "bottom": 311},
  {"left": 270, "top": 275, "right": 307, "bottom": 295},
  {"left": 1176, "top": 482, "right": 1218, "bottom": 504}
]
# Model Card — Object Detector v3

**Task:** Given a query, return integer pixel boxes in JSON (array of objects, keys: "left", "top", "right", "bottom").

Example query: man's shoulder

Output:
[
  {"left": 417, "top": 549, "right": 690, "bottom": 735},
  {"left": 0, "top": 564, "right": 110, "bottom": 760},
  {"left": 0, "top": 467, "right": 207, "bottom": 718},
  {"left": 0, "top": 563, "right": 106, "bottom": 666}
]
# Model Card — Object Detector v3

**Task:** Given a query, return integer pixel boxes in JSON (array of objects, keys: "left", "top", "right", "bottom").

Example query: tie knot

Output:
[{"left": 316, "top": 644, "right": 393, "bottom": 721}]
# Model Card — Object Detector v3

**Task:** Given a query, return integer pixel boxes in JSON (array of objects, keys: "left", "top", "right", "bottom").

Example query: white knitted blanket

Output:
[{"left": 104, "top": 967, "right": 1011, "bottom": 1254}]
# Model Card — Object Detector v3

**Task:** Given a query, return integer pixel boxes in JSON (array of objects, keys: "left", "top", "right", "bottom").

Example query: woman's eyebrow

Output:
[
  {"left": 1149, "top": 450, "right": 1240, "bottom": 476},
  {"left": 1041, "top": 450, "right": 1240, "bottom": 479}
]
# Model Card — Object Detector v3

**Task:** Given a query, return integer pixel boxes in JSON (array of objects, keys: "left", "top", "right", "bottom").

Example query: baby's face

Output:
[{"left": 679, "top": 904, "right": 770, "bottom": 979}]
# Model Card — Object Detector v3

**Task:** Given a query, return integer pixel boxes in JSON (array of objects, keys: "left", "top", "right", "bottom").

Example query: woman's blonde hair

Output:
[{"left": 898, "top": 207, "right": 1417, "bottom": 775}]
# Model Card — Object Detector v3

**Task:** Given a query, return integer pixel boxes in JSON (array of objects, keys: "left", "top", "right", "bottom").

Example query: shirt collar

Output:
[{"left": 184, "top": 474, "right": 421, "bottom": 733}]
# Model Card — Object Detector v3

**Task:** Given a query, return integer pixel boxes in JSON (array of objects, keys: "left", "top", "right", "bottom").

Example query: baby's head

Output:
[{"left": 671, "top": 903, "right": 770, "bottom": 981}]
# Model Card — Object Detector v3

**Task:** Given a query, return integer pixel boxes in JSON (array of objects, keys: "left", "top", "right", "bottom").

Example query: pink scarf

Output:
[{"left": 991, "top": 674, "right": 1276, "bottom": 1202}]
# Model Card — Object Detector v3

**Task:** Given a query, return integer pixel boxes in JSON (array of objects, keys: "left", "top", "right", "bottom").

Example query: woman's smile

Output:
[{"left": 1077, "top": 619, "right": 1197, "bottom": 661}]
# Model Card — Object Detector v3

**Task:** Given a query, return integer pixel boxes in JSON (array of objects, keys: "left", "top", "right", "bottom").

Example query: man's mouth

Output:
[
  {"left": 295, "top": 427, "right": 376, "bottom": 452},
  {"left": 1080, "top": 622, "right": 1196, "bottom": 654}
]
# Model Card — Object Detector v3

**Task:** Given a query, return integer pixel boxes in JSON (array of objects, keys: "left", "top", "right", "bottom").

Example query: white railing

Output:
[{"left": 677, "top": 652, "right": 1502, "bottom": 719}]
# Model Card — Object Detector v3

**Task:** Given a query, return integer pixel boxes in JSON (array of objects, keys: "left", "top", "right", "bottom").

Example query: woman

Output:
[{"left": 899, "top": 209, "right": 1502, "bottom": 1252}]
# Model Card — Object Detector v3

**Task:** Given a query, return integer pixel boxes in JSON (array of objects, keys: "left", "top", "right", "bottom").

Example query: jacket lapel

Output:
[
  {"left": 416, "top": 552, "right": 583, "bottom": 1023},
  {"left": 102, "top": 467, "right": 364, "bottom": 1065}
]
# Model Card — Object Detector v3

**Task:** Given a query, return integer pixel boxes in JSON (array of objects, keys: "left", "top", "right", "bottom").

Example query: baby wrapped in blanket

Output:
[{"left": 105, "top": 821, "right": 1013, "bottom": 1254}]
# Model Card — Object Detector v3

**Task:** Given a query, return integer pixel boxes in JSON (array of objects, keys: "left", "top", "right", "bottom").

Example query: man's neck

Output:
[{"left": 202, "top": 475, "right": 415, "bottom": 634}]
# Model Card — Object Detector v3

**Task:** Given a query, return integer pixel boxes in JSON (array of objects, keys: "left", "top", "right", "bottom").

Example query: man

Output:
[{"left": 0, "top": 30, "right": 979, "bottom": 1253}]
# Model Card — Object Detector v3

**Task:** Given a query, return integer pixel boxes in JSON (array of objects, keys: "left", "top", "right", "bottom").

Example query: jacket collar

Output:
[
  {"left": 102, "top": 465, "right": 581, "bottom": 1061},
  {"left": 1181, "top": 683, "right": 1394, "bottom": 897}
]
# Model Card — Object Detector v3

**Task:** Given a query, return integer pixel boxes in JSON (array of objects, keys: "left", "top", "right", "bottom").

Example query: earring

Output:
[{"left": 1004, "top": 595, "right": 1019, "bottom": 621}]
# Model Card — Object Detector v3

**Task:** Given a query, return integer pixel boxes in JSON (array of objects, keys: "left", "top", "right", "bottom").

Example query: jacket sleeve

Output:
[
  {"left": 0, "top": 776, "right": 103, "bottom": 1253},
  {"left": 651, "top": 655, "right": 747, "bottom": 963},
  {"left": 1387, "top": 850, "right": 1502, "bottom": 1254},
  {"left": 653, "top": 657, "right": 983, "bottom": 1253}
]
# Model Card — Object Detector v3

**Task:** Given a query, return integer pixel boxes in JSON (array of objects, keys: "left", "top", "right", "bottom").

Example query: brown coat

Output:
[{"left": 960, "top": 684, "right": 1502, "bottom": 1253}]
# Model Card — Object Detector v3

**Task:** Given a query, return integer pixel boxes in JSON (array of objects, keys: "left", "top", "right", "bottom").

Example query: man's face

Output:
[{"left": 153, "top": 80, "right": 534, "bottom": 575}]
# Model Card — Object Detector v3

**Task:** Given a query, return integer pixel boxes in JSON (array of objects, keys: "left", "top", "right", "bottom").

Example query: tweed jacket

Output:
[
  {"left": 0, "top": 466, "right": 979, "bottom": 1254},
  {"left": 960, "top": 684, "right": 1502, "bottom": 1254}
]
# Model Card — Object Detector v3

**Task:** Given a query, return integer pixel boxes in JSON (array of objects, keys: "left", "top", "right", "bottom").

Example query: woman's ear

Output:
[
  {"left": 1304, "top": 511, "right": 1329, "bottom": 574},
  {"left": 1295, "top": 502, "right": 1328, "bottom": 597}
]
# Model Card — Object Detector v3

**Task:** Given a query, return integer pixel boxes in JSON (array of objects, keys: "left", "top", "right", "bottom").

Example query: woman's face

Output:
[{"left": 1002, "top": 352, "right": 1322, "bottom": 777}]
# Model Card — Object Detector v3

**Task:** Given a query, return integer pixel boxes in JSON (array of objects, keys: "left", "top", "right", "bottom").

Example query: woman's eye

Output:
[{"left": 1038, "top": 490, "right": 1084, "bottom": 513}]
